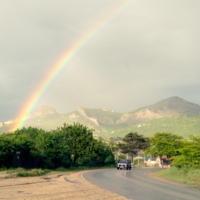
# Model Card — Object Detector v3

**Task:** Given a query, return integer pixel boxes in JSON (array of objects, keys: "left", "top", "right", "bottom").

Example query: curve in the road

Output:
[{"left": 82, "top": 168, "right": 200, "bottom": 200}]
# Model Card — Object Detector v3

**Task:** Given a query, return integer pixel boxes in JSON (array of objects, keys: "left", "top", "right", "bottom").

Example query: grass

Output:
[
  {"left": 156, "top": 166, "right": 200, "bottom": 185},
  {"left": 53, "top": 164, "right": 116, "bottom": 172},
  {"left": 1, "top": 168, "right": 51, "bottom": 178},
  {"left": 0, "top": 164, "right": 116, "bottom": 178},
  {"left": 134, "top": 165, "right": 143, "bottom": 168}
]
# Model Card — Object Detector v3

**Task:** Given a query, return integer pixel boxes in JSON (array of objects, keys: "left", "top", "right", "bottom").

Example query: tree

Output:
[
  {"left": 57, "top": 123, "right": 96, "bottom": 163},
  {"left": 118, "top": 132, "right": 150, "bottom": 163},
  {"left": 57, "top": 123, "right": 115, "bottom": 166},
  {"left": 14, "top": 126, "right": 42, "bottom": 140},
  {"left": 0, "top": 133, "right": 16, "bottom": 168},
  {"left": 90, "top": 140, "right": 114, "bottom": 165},
  {"left": 35, "top": 130, "right": 71, "bottom": 169},
  {"left": 0, "top": 123, "right": 115, "bottom": 169},
  {"left": 145, "top": 132, "right": 184, "bottom": 157},
  {"left": 108, "top": 141, "right": 119, "bottom": 152},
  {"left": 0, "top": 132, "right": 34, "bottom": 168},
  {"left": 171, "top": 135, "right": 200, "bottom": 168}
]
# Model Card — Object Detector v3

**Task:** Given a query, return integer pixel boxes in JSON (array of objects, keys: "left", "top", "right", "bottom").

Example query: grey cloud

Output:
[{"left": 1, "top": 0, "right": 200, "bottom": 121}]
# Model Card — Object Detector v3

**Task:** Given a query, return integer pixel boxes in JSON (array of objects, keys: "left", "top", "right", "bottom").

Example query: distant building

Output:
[
  {"left": 161, "top": 156, "right": 171, "bottom": 168},
  {"left": 144, "top": 156, "right": 162, "bottom": 167}
]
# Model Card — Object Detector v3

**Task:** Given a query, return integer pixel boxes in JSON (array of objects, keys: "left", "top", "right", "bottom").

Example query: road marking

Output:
[
  {"left": 81, "top": 172, "right": 87, "bottom": 181},
  {"left": 81, "top": 171, "right": 130, "bottom": 199}
]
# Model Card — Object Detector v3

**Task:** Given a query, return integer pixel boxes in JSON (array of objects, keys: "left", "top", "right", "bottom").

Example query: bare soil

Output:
[{"left": 0, "top": 170, "right": 129, "bottom": 200}]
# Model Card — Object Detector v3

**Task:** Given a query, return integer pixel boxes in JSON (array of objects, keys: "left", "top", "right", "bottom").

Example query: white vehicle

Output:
[{"left": 117, "top": 159, "right": 131, "bottom": 170}]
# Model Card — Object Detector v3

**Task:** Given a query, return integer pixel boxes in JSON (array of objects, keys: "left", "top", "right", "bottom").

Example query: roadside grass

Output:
[
  {"left": 53, "top": 164, "right": 116, "bottom": 172},
  {"left": 156, "top": 167, "right": 200, "bottom": 185},
  {"left": 0, "top": 168, "right": 51, "bottom": 178},
  {"left": 134, "top": 165, "right": 143, "bottom": 168},
  {"left": 0, "top": 164, "right": 116, "bottom": 178}
]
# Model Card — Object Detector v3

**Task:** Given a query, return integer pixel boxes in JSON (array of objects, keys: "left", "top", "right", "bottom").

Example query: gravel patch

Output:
[{"left": 0, "top": 171, "right": 129, "bottom": 199}]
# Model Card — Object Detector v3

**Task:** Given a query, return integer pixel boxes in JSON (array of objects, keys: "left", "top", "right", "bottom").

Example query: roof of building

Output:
[
  {"left": 150, "top": 157, "right": 157, "bottom": 161},
  {"left": 145, "top": 155, "right": 151, "bottom": 161}
]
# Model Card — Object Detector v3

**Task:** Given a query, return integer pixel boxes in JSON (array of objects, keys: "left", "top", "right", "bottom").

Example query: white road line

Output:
[
  {"left": 81, "top": 172, "right": 87, "bottom": 181},
  {"left": 80, "top": 170, "right": 130, "bottom": 199}
]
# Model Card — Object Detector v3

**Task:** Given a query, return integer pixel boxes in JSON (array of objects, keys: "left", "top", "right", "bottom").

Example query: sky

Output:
[{"left": 1, "top": 0, "right": 200, "bottom": 122}]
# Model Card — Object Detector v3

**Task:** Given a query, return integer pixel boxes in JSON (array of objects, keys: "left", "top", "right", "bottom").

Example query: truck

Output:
[{"left": 117, "top": 159, "right": 131, "bottom": 170}]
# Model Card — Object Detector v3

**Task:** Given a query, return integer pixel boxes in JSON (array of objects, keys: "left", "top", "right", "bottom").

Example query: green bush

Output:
[
  {"left": 76, "top": 157, "right": 95, "bottom": 167},
  {"left": 0, "top": 123, "right": 115, "bottom": 170},
  {"left": 105, "top": 155, "right": 115, "bottom": 164},
  {"left": 171, "top": 136, "right": 200, "bottom": 168}
]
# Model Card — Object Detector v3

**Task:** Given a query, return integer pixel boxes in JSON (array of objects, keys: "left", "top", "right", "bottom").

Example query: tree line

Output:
[
  {"left": 1, "top": 122, "right": 199, "bottom": 170},
  {"left": 0, "top": 123, "right": 115, "bottom": 169},
  {"left": 116, "top": 132, "right": 200, "bottom": 169},
  {"left": 145, "top": 132, "right": 200, "bottom": 168}
]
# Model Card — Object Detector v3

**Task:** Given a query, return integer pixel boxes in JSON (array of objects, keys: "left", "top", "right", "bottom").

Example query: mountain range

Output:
[{"left": 1, "top": 96, "right": 200, "bottom": 139}]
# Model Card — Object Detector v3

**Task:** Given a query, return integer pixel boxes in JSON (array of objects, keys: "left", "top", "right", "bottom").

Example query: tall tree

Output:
[
  {"left": 118, "top": 132, "right": 150, "bottom": 163},
  {"left": 58, "top": 123, "right": 96, "bottom": 163},
  {"left": 145, "top": 132, "right": 184, "bottom": 157},
  {"left": 35, "top": 130, "right": 71, "bottom": 169}
]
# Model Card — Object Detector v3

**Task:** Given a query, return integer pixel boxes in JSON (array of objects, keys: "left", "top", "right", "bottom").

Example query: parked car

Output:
[{"left": 117, "top": 159, "right": 131, "bottom": 170}]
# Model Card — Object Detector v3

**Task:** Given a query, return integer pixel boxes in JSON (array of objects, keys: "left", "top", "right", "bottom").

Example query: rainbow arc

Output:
[{"left": 10, "top": 0, "right": 144, "bottom": 131}]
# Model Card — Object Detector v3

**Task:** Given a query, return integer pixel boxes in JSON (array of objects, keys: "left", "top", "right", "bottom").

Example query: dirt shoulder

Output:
[
  {"left": 0, "top": 170, "right": 129, "bottom": 200},
  {"left": 147, "top": 171, "right": 200, "bottom": 190}
]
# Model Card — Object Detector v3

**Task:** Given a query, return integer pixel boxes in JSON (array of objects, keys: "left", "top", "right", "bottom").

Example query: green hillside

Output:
[
  {"left": 25, "top": 112, "right": 100, "bottom": 133},
  {"left": 19, "top": 115, "right": 200, "bottom": 139},
  {"left": 100, "top": 116, "right": 200, "bottom": 138}
]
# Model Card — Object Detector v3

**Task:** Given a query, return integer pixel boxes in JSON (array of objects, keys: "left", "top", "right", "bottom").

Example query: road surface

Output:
[{"left": 83, "top": 168, "right": 200, "bottom": 200}]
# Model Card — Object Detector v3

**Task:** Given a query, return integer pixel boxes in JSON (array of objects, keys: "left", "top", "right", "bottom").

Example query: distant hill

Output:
[
  {"left": 145, "top": 96, "right": 200, "bottom": 116},
  {"left": 1, "top": 96, "right": 200, "bottom": 138},
  {"left": 115, "top": 96, "right": 200, "bottom": 126}
]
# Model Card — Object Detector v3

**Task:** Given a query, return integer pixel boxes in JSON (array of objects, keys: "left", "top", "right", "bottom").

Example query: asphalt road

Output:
[{"left": 82, "top": 168, "right": 200, "bottom": 200}]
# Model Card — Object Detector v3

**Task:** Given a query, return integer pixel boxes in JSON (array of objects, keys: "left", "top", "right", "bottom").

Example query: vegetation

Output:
[
  {"left": 171, "top": 135, "right": 200, "bottom": 168},
  {"left": 2, "top": 113, "right": 200, "bottom": 139},
  {"left": 156, "top": 166, "right": 200, "bottom": 185},
  {"left": 0, "top": 123, "right": 115, "bottom": 170},
  {"left": 145, "top": 132, "right": 200, "bottom": 169},
  {"left": 117, "top": 155, "right": 127, "bottom": 163},
  {"left": 118, "top": 132, "right": 150, "bottom": 163},
  {"left": 0, "top": 165, "right": 116, "bottom": 178},
  {"left": 145, "top": 132, "right": 184, "bottom": 157},
  {"left": 4, "top": 168, "right": 51, "bottom": 178},
  {"left": 2, "top": 97, "right": 200, "bottom": 138},
  {"left": 103, "top": 116, "right": 200, "bottom": 138},
  {"left": 144, "top": 132, "right": 200, "bottom": 185}
]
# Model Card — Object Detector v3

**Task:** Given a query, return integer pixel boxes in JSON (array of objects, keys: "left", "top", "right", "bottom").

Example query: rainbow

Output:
[{"left": 10, "top": 0, "right": 143, "bottom": 131}]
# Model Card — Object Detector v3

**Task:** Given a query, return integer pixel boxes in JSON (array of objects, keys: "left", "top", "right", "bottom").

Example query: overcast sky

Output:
[{"left": 1, "top": 0, "right": 200, "bottom": 122}]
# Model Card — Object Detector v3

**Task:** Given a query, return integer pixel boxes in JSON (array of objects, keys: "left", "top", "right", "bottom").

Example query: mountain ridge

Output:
[{"left": 1, "top": 96, "right": 200, "bottom": 138}]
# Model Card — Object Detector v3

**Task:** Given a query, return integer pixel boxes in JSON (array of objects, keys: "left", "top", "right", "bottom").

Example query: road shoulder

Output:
[{"left": 0, "top": 170, "right": 129, "bottom": 199}]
